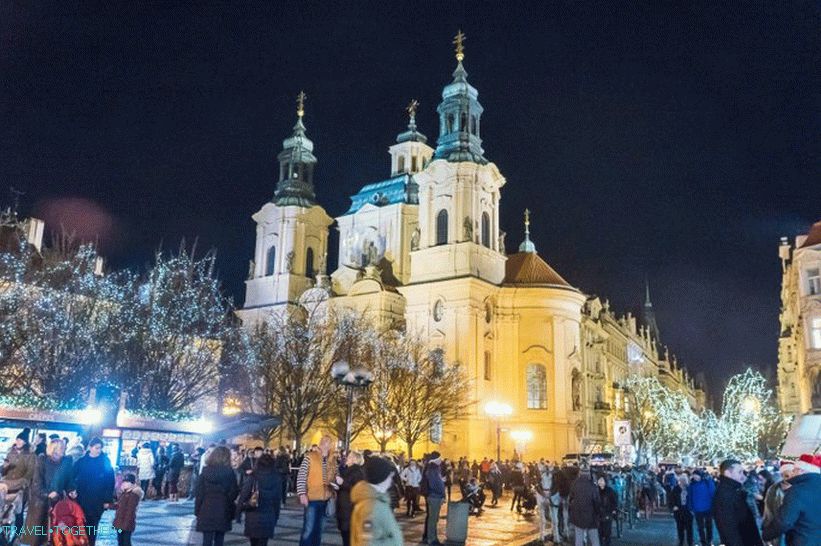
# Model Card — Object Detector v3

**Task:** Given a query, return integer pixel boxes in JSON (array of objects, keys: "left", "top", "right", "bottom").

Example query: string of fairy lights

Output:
[{"left": 626, "top": 368, "right": 785, "bottom": 461}]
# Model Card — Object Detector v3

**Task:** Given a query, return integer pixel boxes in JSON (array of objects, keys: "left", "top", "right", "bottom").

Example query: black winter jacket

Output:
[
  {"left": 336, "top": 463, "right": 365, "bottom": 533},
  {"left": 713, "top": 476, "right": 763, "bottom": 546},
  {"left": 598, "top": 485, "right": 618, "bottom": 522},
  {"left": 71, "top": 453, "right": 115, "bottom": 521},
  {"left": 195, "top": 465, "right": 239, "bottom": 532},
  {"left": 569, "top": 472, "right": 601, "bottom": 529},
  {"left": 237, "top": 466, "right": 282, "bottom": 539}
]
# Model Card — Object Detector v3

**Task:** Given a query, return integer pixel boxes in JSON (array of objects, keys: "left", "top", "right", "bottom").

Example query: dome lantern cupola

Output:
[
  {"left": 274, "top": 91, "right": 319, "bottom": 207},
  {"left": 433, "top": 31, "right": 487, "bottom": 164}
]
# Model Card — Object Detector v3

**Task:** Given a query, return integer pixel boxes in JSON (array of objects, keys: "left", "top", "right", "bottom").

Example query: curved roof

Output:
[
  {"left": 799, "top": 220, "right": 821, "bottom": 248},
  {"left": 503, "top": 251, "right": 573, "bottom": 288}
]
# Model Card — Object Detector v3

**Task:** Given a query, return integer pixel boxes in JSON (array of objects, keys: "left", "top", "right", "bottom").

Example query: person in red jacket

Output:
[
  {"left": 112, "top": 474, "right": 143, "bottom": 546},
  {"left": 50, "top": 493, "right": 88, "bottom": 546}
]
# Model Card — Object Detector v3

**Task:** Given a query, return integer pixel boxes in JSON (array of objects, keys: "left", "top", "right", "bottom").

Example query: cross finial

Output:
[
  {"left": 453, "top": 30, "right": 466, "bottom": 62},
  {"left": 524, "top": 208, "right": 531, "bottom": 235},
  {"left": 296, "top": 91, "right": 306, "bottom": 118},
  {"left": 406, "top": 99, "right": 419, "bottom": 120}
]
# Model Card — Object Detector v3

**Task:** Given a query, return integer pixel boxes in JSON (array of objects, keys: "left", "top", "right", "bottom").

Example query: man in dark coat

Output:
[
  {"left": 713, "top": 459, "right": 763, "bottom": 546},
  {"left": 568, "top": 467, "right": 602, "bottom": 546},
  {"left": 71, "top": 438, "right": 115, "bottom": 546},
  {"left": 422, "top": 452, "right": 446, "bottom": 546},
  {"left": 762, "top": 461, "right": 821, "bottom": 546},
  {"left": 195, "top": 446, "right": 240, "bottom": 545}
]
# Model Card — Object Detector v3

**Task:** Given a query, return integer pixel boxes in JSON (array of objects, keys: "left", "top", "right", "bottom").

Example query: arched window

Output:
[
  {"left": 481, "top": 212, "right": 491, "bottom": 248},
  {"left": 305, "top": 248, "right": 314, "bottom": 278},
  {"left": 484, "top": 351, "right": 491, "bottom": 381},
  {"left": 471, "top": 115, "right": 477, "bottom": 135},
  {"left": 436, "top": 209, "right": 448, "bottom": 245},
  {"left": 527, "top": 363, "right": 547, "bottom": 409},
  {"left": 398, "top": 156, "right": 405, "bottom": 173},
  {"left": 446, "top": 114, "right": 454, "bottom": 133},
  {"left": 265, "top": 246, "right": 276, "bottom": 276},
  {"left": 411, "top": 155, "right": 418, "bottom": 172},
  {"left": 460, "top": 112, "right": 468, "bottom": 132}
]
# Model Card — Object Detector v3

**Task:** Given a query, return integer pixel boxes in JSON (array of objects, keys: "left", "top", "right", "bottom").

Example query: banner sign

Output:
[{"left": 614, "top": 420, "right": 632, "bottom": 446}]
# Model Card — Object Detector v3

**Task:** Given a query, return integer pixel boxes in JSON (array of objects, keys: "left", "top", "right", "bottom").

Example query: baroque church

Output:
[{"left": 236, "top": 35, "right": 704, "bottom": 460}]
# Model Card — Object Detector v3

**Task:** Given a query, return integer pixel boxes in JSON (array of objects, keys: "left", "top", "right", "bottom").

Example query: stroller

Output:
[
  {"left": 50, "top": 497, "right": 89, "bottom": 546},
  {"left": 460, "top": 478, "right": 486, "bottom": 516}
]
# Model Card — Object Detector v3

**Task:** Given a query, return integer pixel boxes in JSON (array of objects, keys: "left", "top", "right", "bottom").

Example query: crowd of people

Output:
[{"left": 3, "top": 426, "right": 819, "bottom": 546}]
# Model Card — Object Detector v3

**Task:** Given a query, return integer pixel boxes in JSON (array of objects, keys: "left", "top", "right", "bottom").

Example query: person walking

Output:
[
  {"left": 188, "top": 447, "right": 205, "bottom": 500},
  {"left": 687, "top": 469, "right": 716, "bottom": 546},
  {"left": 112, "top": 473, "right": 142, "bottom": 546},
  {"left": 237, "top": 453, "right": 282, "bottom": 546},
  {"left": 597, "top": 475, "right": 618, "bottom": 546},
  {"left": 568, "top": 466, "right": 601, "bottom": 546},
  {"left": 152, "top": 446, "right": 168, "bottom": 500},
  {"left": 762, "top": 460, "right": 821, "bottom": 546},
  {"left": 274, "top": 447, "right": 291, "bottom": 507},
  {"left": 713, "top": 458, "right": 763, "bottom": 546},
  {"left": 349, "top": 456, "right": 403, "bottom": 546},
  {"left": 548, "top": 468, "right": 565, "bottom": 544},
  {"left": 136, "top": 443, "right": 155, "bottom": 496},
  {"left": 166, "top": 444, "right": 184, "bottom": 502},
  {"left": 334, "top": 450, "right": 365, "bottom": 546},
  {"left": 422, "top": 452, "right": 445, "bottom": 546},
  {"left": 71, "top": 437, "right": 115, "bottom": 546},
  {"left": 195, "top": 446, "right": 239, "bottom": 546},
  {"left": 296, "top": 436, "right": 337, "bottom": 546},
  {"left": 487, "top": 462, "right": 502, "bottom": 507},
  {"left": 400, "top": 459, "right": 422, "bottom": 518},
  {"left": 21, "top": 437, "right": 73, "bottom": 546},
  {"left": 669, "top": 474, "right": 694, "bottom": 546}
]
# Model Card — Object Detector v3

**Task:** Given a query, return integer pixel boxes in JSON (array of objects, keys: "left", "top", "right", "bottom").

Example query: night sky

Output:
[{"left": 1, "top": 2, "right": 818, "bottom": 400}]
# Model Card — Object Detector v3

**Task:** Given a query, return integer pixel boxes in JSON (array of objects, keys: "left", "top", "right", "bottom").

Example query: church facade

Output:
[{"left": 236, "top": 38, "right": 705, "bottom": 460}]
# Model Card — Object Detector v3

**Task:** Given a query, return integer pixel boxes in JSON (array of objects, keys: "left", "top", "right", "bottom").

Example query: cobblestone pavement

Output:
[
  {"left": 610, "top": 510, "right": 682, "bottom": 546},
  {"left": 95, "top": 492, "right": 542, "bottom": 545}
]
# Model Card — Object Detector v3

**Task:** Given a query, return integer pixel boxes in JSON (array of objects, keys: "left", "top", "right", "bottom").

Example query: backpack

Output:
[{"left": 51, "top": 498, "right": 89, "bottom": 546}]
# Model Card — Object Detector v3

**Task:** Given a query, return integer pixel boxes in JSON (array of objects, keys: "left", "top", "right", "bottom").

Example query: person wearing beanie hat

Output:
[
  {"left": 16, "top": 427, "right": 30, "bottom": 445},
  {"left": 763, "top": 459, "right": 821, "bottom": 546},
  {"left": 1, "top": 427, "right": 36, "bottom": 530},
  {"left": 349, "top": 457, "right": 402, "bottom": 546}
]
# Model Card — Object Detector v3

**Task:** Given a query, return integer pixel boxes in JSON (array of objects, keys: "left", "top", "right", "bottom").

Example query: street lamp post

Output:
[
  {"left": 331, "top": 360, "right": 374, "bottom": 453},
  {"left": 484, "top": 401, "right": 513, "bottom": 461}
]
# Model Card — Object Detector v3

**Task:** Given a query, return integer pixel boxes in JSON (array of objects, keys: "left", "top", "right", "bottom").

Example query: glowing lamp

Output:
[{"left": 79, "top": 407, "right": 103, "bottom": 426}]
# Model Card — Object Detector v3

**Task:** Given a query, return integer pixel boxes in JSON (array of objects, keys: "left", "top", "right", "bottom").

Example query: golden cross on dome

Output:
[
  {"left": 453, "top": 30, "right": 466, "bottom": 62},
  {"left": 296, "top": 91, "right": 306, "bottom": 118},
  {"left": 406, "top": 99, "right": 419, "bottom": 119},
  {"left": 524, "top": 208, "right": 531, "bottom": 234}
]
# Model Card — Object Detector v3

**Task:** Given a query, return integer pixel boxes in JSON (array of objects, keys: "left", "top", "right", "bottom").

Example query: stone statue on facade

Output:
[
  {"left": 318, "top": 252, "right": 328, "bottom": 275},
  {"left": 247, "top": 260, "right": 255, "bottom": 280},
  {"left": 571, "top": 372, "right": 581, "bottom": 411},
  {"left": 365, "top": 240, "right": 379, "bottom": 266},
  {"left": 285, "top": 251, "right": 295, "bottom": 273},
  {"left": 498, "top": 230, "right": 506, "bottom": 254},
  {"left": 463, "top": 216, "right": 473, "bottom": 241},
  {"left": 410, "top": 226, "right": 420, "bottom": 251}
]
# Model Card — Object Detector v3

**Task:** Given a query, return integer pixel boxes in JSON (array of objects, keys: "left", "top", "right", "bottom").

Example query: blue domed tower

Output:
[
  {"left": 433, "top": 30, "right": 486, "bottom": 164},
  {"left": 274, "top": 91, "right": 318, "bottom": 207}
]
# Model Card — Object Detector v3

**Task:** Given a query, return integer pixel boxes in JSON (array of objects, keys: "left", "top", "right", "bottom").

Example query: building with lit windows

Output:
[
  {"left": 237, "top": 35, "right": 705, "bottom": 459},
  {"left": 777, "top": 220, "right": 821, "bottom": 416}
]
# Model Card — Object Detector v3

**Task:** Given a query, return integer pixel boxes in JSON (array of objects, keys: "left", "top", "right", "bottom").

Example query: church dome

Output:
[{"left": 503, "top": 251, "right": 573, "bottom": 288}]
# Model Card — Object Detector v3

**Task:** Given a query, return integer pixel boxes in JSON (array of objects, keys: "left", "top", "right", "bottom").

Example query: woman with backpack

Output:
[
  {"left": 236, "top": 453, "right": 282, "bottom": 546},
  {"left": 195, "top": 446, "right": 239, "bottom": 546}
]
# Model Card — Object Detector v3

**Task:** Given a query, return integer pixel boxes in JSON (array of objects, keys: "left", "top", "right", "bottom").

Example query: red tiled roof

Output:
[
  {"left": 503, "top": 251, "right": 573, "bottom": 287},
  {"left": 799, "top": 220, "right": 821, "bottom": 248}
]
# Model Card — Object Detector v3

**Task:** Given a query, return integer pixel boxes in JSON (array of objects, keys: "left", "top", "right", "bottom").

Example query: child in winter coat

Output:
[{"left": 112, "top": 474, "right": 142, "bottom": 546}]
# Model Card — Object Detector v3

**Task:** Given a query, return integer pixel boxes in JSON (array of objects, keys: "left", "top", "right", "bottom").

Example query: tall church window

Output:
[
  {"left": 527, "top": 364, "right": 547, "bottom": 409},
  {"left": 411, "top": 155, "right": 418, "bottom": 172},
  {"left": 265, "top": 246, "right": 276, "bottom": 276},
  {"left": 305, "top": 248, "right": 315, "bottom": 278},
  {"left": 436, "top": 210, "right": 448, "bottom": 245},
  {"left": 481, "top": 212, "right": 491, "bottom": 248},
  {"left": 460, "top": 112, "right": 468, "bottom": 133},
  {"left": 398, "top": 156, "right": 405, "bottom": 173},
  {"left": 471, "top": 115, "right": 477, "bottom": 135},
  {"left": 484, "top": 351, "right": 492, "bottom": 381},
  {"left": 446, "top": 114, "right": 454, "bottom": 133},
  {"left": 808, "top": 268, "right": 820, "bottom": 295}
]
